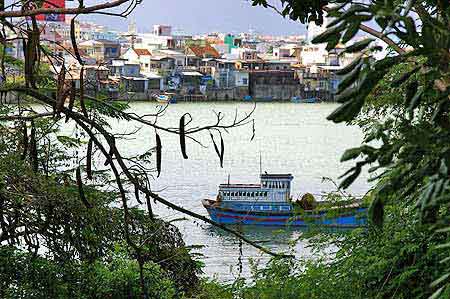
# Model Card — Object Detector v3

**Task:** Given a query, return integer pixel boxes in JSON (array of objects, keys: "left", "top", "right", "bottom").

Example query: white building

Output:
[
  {"left": 153, "top": 25, "right": 172, "bottom": 36},
  {"left": 122, "top": 48, "right": 152, "bottom": 72}
]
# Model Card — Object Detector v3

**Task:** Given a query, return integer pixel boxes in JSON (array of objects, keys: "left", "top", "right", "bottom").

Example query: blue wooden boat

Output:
[
  {"left": 291, "top": 97, "right": 319, "bottom": 103},
  {"left": 244, "top": 96, "right": 274, "bottom": 102},
  {"left": 202, "top": 173, "right": 366, "bottom": 228},
  {"left": 154, "top": 93, "right": 177, "bottom": 104}
]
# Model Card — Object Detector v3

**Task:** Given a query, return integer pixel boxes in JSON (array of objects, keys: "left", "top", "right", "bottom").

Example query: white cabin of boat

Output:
[{"left": 218, "top": 173, "right": 294, "bottom": 203}]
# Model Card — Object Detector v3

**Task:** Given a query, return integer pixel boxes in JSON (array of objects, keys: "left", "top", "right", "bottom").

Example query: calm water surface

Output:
[{"left": 107, "top": 102, "right": 370, "bottom": 281}]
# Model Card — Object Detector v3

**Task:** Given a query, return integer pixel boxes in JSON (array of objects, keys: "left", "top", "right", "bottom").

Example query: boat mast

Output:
[{"left": 259, "top": 151, "right": 262, "bottom": 175}]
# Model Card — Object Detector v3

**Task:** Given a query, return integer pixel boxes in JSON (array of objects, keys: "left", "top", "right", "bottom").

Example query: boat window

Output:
[
  {"left": 264, "top": 192, "right": 268, "bottom": 196},
  {"left": 280, "top": 206, "right": 290, "bottom": 211},
  {"left": 261, "top": 206, "right": 271, "bottom": 211}
]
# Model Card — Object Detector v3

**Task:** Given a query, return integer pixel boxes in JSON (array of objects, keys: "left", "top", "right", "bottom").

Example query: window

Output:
[
  {"left": 280, "top": 206, "right": 291, "bottom": 211},
  {"left": 242, "top": 78, "right": 248, "bottom": 85},
  {"left": 261, "top": 206, "right": 272, "bottom": 211}
]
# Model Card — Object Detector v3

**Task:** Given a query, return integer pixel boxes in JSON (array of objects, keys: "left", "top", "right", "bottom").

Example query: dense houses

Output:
[{"left": 5, "top": 18, "right": 365, "bottom": 101}]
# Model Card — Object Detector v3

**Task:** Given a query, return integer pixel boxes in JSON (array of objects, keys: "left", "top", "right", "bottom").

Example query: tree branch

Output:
[
  {"left": 0, "top": 0, "right": 129, "bottom": 18},
  {"left": 359, "top": 24, "right": 406, "bottom": 55},
  {"left": 0, "top": 112, "right": 54, "bottom": 121},
  {"left": 8, "top": 86, "right": 292, "bottom": 259}
]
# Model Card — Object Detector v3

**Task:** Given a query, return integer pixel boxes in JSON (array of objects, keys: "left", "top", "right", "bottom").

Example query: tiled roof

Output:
[
  {"left": 188, "top": 44, "right": 220, "bottom": 58},
  {"left": 134, "top": 48, "right": 151, "bottom": 56}
]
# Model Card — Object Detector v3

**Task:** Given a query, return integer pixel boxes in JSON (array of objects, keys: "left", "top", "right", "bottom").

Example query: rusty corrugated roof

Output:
[
  {"left": 134, "top": 48, "right": 151, "bottom": 56},
  {"left": 188, "top": 44, "right": 220, "bottom": 58}
]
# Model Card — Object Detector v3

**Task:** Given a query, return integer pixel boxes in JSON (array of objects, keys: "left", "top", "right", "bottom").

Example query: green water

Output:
[{"left": 106, "top": 101, "right": 369, "bottom": 280}]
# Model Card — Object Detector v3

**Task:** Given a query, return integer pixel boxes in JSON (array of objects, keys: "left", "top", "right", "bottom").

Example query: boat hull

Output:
[
  {"left": 291, "top": 97, "right": 319, "bottom": 103},
  {"left": 203, "top": 200, "right": 366, "bottom": 228},
  {"left": 154, "top": 94, "right": 177, "bottom": 104}
]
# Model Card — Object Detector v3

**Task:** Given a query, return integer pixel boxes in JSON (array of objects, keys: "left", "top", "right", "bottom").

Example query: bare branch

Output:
[
  {"left": 0, "top": 0, "right": 129, "bottom": 18},
  {"left": 0, "top": 112, "right": 54, "bottom": 121}
]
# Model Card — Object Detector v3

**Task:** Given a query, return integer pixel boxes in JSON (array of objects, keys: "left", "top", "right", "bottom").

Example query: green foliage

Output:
[
  {"left": 0, "top": 116, "right": 202, "bottom": 297},
  {"left": 198, "top": 206, "right": 450, "bottom": 299},
  {"left": 251, "top": 0, "right": 329, "bottom": 25},
  {"left": 0, "top": 246, "right": 176, "bottom": 299},
  {"left": 249, "top": 1, "right": 450, "bottom": 298}
]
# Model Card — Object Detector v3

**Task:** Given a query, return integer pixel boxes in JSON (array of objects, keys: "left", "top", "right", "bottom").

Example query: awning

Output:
[
  {"left": 142, "top": 72, "right": 162, "bottom": 79},
  {"left": 181, "top": 71, "right": 203, "bottom": 77},
  {"left": 122, "top": 76, "right": 149, "bottom": 81}
]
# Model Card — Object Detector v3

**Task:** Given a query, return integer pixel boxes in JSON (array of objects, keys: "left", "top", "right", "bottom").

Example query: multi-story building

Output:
[
  {"left": 78, "top": 40, "right": 121, "bottom": 63},
  {"left": 121, "top": 48, "right": 152, "bottom": 72}
]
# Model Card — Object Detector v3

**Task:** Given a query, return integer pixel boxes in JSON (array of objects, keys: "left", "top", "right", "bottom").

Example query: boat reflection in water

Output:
[{"left": 202, "top": 173, "right": 366, "bottom": 227}]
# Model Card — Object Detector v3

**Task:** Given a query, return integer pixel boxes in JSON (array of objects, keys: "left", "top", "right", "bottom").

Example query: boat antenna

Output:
[
  {"left": 259, "top": 151, "right": 262, "bottom": 175},
  {"left": 228, "top": 174, "right": 230, "bottom": 185}
]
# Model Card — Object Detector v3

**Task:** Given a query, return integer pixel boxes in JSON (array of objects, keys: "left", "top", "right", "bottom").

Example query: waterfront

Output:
[{"left": 106, "top": 102, "right": 370, "bottom": 281}]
